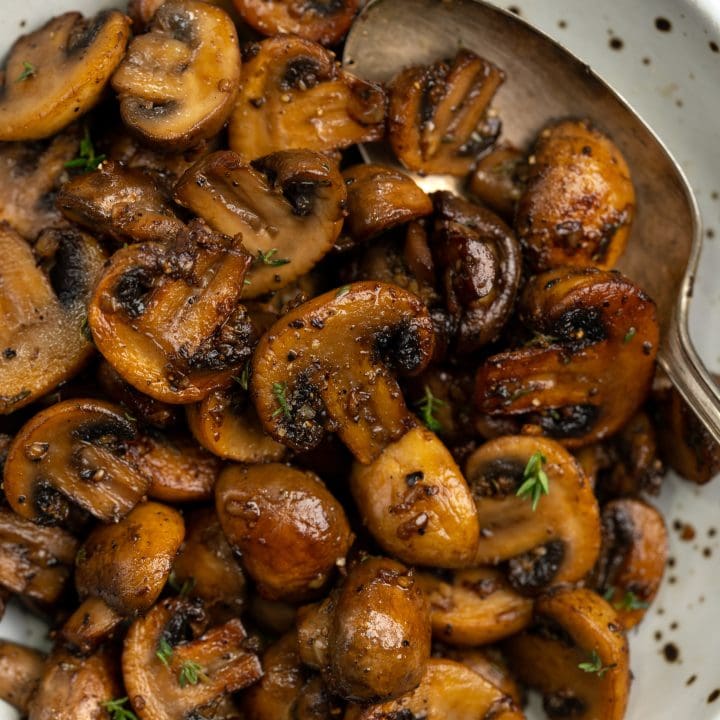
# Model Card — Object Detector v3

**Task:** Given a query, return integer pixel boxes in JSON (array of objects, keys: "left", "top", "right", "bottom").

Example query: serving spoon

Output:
[{"left": 343, "top": 0, "right": 720, "bottom": 443}]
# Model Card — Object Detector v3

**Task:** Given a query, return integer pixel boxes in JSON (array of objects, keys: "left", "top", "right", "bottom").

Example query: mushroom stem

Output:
[
  {"left": 0, "top": 641, "right": 46, "bottom": 712},
  {"left": 61, "top": 597, "right": 124, "bottom": 654}
]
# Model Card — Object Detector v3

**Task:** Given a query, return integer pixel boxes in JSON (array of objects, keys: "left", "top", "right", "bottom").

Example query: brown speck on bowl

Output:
[{"left": 655, "top": 17, "right": 673, "bottom": 32}]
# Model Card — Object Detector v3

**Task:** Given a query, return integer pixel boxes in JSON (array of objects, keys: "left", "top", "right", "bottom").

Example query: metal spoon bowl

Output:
[{"left": 343, "top": 0, "right": 720, "bottom": 442}]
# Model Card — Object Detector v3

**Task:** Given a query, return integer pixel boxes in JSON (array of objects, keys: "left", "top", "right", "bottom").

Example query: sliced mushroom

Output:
[
  {"left": 3, "top": 399, "right": 149, "bottom": 525},
  {"left": 504, "top": 587, "right": 630, "bottom": 720},
  {"left": 0, "top": 507, "right": 78, "bottom": 605},
  {"left": 388, "top": 49, "right": 504, "bottom": 176},
  {"left": 0, "top": 11, "right": 130, "bottom": 141},
  {"left": 57, "top": 160, "right": 184, "bottom": 244},
  {"left": 88, "top": 219, "right": 255, "bottom": 404},
  {"left": 341, "top": 163, "right": 433, "bottom": 244},
  {"left": 0, "top": 641, "right": 45, "bottom": 714},
  {"left": 344, "top": 658, "right": 524, "bottom": 720},
  {"left": 590, "top": 499, "right": 668, "bottom": 629},
  {"left": 174, "top": 149, "right": 346, "bottom": 298},
  {"left": 186, "top": 385, "right": 287, "bottom": 463},
  {"left": 416, "top": 567, "right": 533, "bottom": 645},
  {"left": 516, "top": 119, "right": 635, "bottom": 271},
  {"left": 122, "top": 597, "right": 262, "bottom": 720},
  {"left": 465, "top": 436, "right": 601, "bottom": 594},
  {"left": 112, "top": 0, "right": 241, "bottom": 150},
  {"left": 350, "top": 426, "right": 479, "bottom": 567},
  {"left": 468, "top": 143, "right": 524, "bottom": 221},
  {"left": 216, "top": 463, "right": 352, "bottom": 600},
  {"left": 251, "top": 281, "right": 435, "bottom": 463},
  {"left": 297, "top": 557, "right": 431, "bottom": 702},
  {"left": 474, "top": 267, "right": 659, "bottom": 447},
  {"left": 228, "top": 36, "right": 386, "bottom": 161},
  {"left": 233, "top": 0, "right": 359, "bottom": 45},
  {"left": 62, "top": 501, "right": 184, "bottom": 652},
  {"left": 0, "top": 225, "right": 105, "bottom": 414}
]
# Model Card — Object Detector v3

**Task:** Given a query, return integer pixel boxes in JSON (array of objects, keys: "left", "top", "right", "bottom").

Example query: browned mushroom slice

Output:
[
  {"left": 251, "top": 281, "right": 435, "bottom": 463},
  {"left": 430, "top": 191, "right": 522, "bottom": 353},
  {"left": 297, "top": 557, "right": 431, "bottom": 702},
  {"left": 216, "top": 463, "right": 353, "bottom": 600},
  {"left": 122, "top": 597, "right": 262, "bottom": 720},
  {"left": 234, "top": 0, "right": 359, "bottom": 45},
  {"left": 416, "top": 567, "right": 533, "bottom": 645},
  {"left": 57, "top": 160, "right": 184, "bottom": 244},
  {"left": 89, "top": 220, "right": 255, "bottom": 404},
  {"left": 590, "top": 499, "right": 667, "bottom": 629},
  {"left": 465, "top": 436, "right": 601, "bottom": 594},
  {"left": 3, "top": 399, "right": 149, "bottom": 525},
  {"left": 345, "top": 658, "right": 524, "bottom": 720},
  {"left": 186, "top": 385, "right": 286, "bottom": 463},
  {"left": 112, "top": 1, "right": 241, "bottom": 150},
  {"left": 475, "top": 267, "right": 659, "bottom": 447},
  {"left": 0, "top": 128, "right": 80, "bottom": 240},
  {"left": 0, "top": 641, "right": 45, "bottom": 714},
  {"left": 468, "top": 144, "right": 524, "bottom": 221},
  {"left": 0, "top": 11, "right": 130, "bottom": 141},
  {"left": 62, "top": 501, "right": 184, "bottom": 652},
  {"left": 342, "top": 164, "right": 433, "bottom": 244},
  {"left": 0, "top": 225, "right": 105, "bottom": 414},
  {"left": 228, "top": 36, "right": 385, "bottom": 161},
  {"left": 174, "top": 150, "right": 346, "bottom": 298},
  {"left": 350, "top": 427, "right": 479, "bottom": 567},
  {"left": 388, "top": 49, "right": 504, "bottom": 177},
  {"left": 516, "top": 119, "right": 635, "bottom": 272},
  {"left": 0, "top": 508, "right": 78, "bottom": 604},
  {"left": 504, "top": 588, "right": 630, "bottom": 720}
]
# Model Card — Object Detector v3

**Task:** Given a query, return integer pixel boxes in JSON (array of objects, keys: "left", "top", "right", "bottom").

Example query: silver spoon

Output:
[{"left": 343, "top": 0, "right": 720, "bottom": 443}]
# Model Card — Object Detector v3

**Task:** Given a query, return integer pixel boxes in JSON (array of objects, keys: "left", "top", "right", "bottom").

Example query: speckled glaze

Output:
[{"left": 2, "top": 1, "right": 720, "bottom": 719}]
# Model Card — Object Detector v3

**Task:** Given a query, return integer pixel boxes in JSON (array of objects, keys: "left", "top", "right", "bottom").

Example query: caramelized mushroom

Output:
[
  {"left": 416, "top": 567, "right": 533, "bottom": 645},
  {"left": 174, "top": 149, "right": 346, "bottom": 298},
  {"left": 0, "top": 225, "right": 105, "bottom": 414},
  {"left": 297, "top": 557, "right": 431, "bottom": 702},
  {"left": 474, "top": 267, "right": 659, "bottom": 447},
  {"left": 590, "top": 499, "right": 668, "bottom": 629},
  {"left": 89, "top": 219, "right": 255, "bottom": 404},
  {"left": 112, "top": 0, "right": 241, "bottom": 150},
  {"left": 233, "top": 0, "right": 359, "bottom": 45},
  {"left": 0, "top": 641, "right": 45, "bottom": 714},
  {"left": 465, "top": 436, "right": 601, "bottom": 594},
  {"left": 388, "top": 49, "right": 504, "bottom": 176},
  {"left": 122, "top": 597, "right": 262, "bottom": 720},
  {"left": 3, "top": 399, "right": 149, "bottom": 525},
  {"left": 350, "top": 426, "right": 479, "bottom": 567},
  {"left": 228, "top": 36, "right": 385, "bottom": 161},
  {"left": 344, "top": 658, "right": 523, "bottom": 720},
  {"left": 504, "top": 587, "right": 630, "bottom": 720},
  {"left": 516, "top": 119, "right": 635, "bottom": 271},
  {"left": 0, "top": 11, "right": 130, "bottom": 141},
  {"left": 216, "top": 463, "right": 352, "bottom": 600},
  {"left": 468, "top": 144, "right": 524, "bottom": 221},
  {"left": 251, "top": 281, "right": 435, "bottom": 463}
]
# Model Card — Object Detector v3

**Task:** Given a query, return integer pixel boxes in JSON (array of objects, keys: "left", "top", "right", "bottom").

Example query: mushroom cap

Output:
[{"left": 0, "top": 641, "right": 46, "bottom": 714}]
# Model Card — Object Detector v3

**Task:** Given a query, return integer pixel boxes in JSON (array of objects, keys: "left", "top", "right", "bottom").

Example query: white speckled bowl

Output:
[{"left": 2, "top": 1, "right": 720, "bottom": 718}]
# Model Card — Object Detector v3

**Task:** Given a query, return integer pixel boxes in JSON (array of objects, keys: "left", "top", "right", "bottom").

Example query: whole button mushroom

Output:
[
  {"left": 215, "top": 463, "right": 353, "bottom": 601},
  {"left": 0, "top": 11, "right": 131, "bottom": 141}
]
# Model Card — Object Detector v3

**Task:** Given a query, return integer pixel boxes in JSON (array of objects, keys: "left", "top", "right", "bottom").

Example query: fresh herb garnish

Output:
[
  {"left": 271, "top": 381, "right": 291, "bottom": 419},
  {"left": 232, "top": 363, "right": 251, "bottom": 391},
  {"left": 102, "top": 697, "right": 139, "bottom": 720},
  {"left": 416, "top": 385, "right": 445, "bottom": 432},
  {"left": 64, "top": 125, "right": 106, "bottom": 173},
  {"left": 178, "top": 660, "right": 208, "bottom": 688},
  {"left": 15, "top": 61, "right": 36, "bottom": 82},
  {"left": 578, "top": 649, "right": 616, "bottom": 677},
  {"left": 243, "top": 279, "right": 252, "bottom": 286},
  {"left": 168, "top": 570, "right": 195, "bottom": 597},
  {"left": 615, "top": 590, "right": 649, "bottom": 611},
  {"left": 256, "top": 248, "right": 290, "bottom": 267},
  {"left": 335, "top": 285, "right": 351, "bottom": 298},
  {"left": 623, "top": 327, "right": 637, "bottom": 344},
  {"left": 80, "top": 316, "right": 92, "bottom": 341},
  {"left": 156, "top": 636, "right": 174, "bottom": 668},
  {"left": 516, "top": 451, "right": 550, "bottom": 511}
]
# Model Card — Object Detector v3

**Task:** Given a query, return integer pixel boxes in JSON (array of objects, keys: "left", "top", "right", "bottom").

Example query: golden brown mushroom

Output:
[
  {"left": 122, "top": 597, "right": 262, "bottom": 720},
  {"left": 297, "top": 557, "right": 431, "bottom": 702},
  {"left": 504, "top": 587, "right": 630, "bottom": 720},
  {"left": 250, "top": 281, "right": 435, "bottom": 463},
  {"left": 228, "top": 36, "right": 385, "bottom": 161},
  {"left": 112, "top": 0, "right": 242, "bottom": 151},
  {"left": 0, "top": 11, "right": 130, "bottom": 141},
  {"left": 516, "top": 119, "right": 635, "bottom": 271},
  {"left": 0, "top": 225, "right": 105, "bottom": 414},
  {"left": 174, "top": 149, "right": 346, "bottom": 298},
  {"left": 388, "top": 49, "right": 504, "bottom": 176},
  {"left": 465, "top": 436, "right": 601, "bottom": 594},
  {"left": 474, "top": 267, "right": 659, "bottom": 447},
  {"left": 0, "top": 641, "right": 45, "bottom": 715},
  {"left": 350, "top": 427, "right": 479, "bottom": 567},
  {"left": 216, "top": 463, "right": 352, "bottom": 600},
  {"left": 468, "top": 144, "right": 524, "bottom": 221},
  {"left": 3, "top": 399, "right": 149, "bottom": 525}
]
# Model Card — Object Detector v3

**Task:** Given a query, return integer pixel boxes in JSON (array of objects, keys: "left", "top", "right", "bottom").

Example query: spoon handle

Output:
[{"left": 659, "top": 314, "right": 720, "bottom": 445}]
